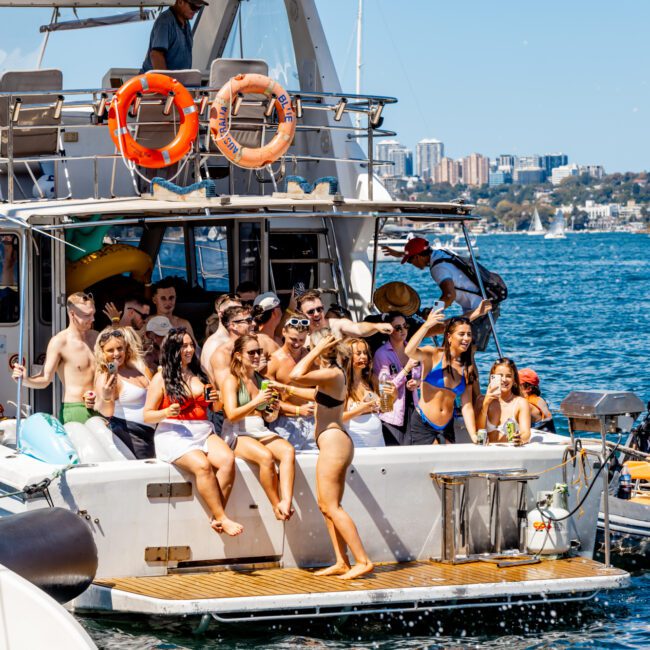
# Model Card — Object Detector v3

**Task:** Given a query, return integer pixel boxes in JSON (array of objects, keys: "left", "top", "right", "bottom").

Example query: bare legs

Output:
[
  {"left": 315, "top": 428, "right": 373, "bottom": 580},
  {"left": 234, "top": 435, "right": 296, "bottom": 520},
  {"left": 174, "top": 435, "right": 243, "bottom": 536}
]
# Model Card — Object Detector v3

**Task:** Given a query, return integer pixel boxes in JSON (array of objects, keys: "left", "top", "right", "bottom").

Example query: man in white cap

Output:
[
  {"left": 144, "top": 315, "right": 171, "bottom": 374},
  {"left": 253, "top": 292, "right": 283, "bottom": 344}
]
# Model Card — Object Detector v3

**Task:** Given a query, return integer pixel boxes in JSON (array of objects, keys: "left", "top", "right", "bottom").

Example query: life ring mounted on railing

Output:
[
  {"left": 108, "top": 73, "right": 199, "bottom": 169},
  {"left": 209, "top": 73, "right": 296, "bottom": 169}
]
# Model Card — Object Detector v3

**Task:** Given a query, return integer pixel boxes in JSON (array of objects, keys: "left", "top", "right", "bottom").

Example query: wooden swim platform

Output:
[{"left": 89, "top": 557, "right": 628, "bottom": 620}]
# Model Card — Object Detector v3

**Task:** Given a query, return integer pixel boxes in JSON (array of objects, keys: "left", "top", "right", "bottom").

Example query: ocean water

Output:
[{"left": 81, "top": 232, "right": 650, "bottom": 649}]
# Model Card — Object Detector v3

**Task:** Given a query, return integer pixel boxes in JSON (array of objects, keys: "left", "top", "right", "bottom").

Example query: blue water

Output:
[{"left": 82, "top": 233, "right": 650, "bottom": 649}]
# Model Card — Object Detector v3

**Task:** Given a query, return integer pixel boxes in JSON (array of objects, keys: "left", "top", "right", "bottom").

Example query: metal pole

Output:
[
  {"left": 355, "top": 0, "right": 363, "bottom": 131},
  {"left": 600, "top": 419, "right": 611, "bottom": 567},
  {"left": 369, "top": 216, "right": 380, "bottom": 308},
  {"left": 461, "top": 221, "right": 503, "bottom": 358},
  {"left": 367, "top": 120, "right": 374, "bottom": 201},
  {"left": 15, "top": 228, "right": 29, "bottom": 444}
]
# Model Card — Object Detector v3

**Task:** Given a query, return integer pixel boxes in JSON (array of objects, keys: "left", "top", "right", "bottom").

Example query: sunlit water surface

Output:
[{"left": 81, "top": 233, "right": 650, "bottom": 649}]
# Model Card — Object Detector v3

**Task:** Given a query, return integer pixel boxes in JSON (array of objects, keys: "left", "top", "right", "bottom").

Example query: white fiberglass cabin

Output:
[{"left": 0, "top": 0, "right": 628, "bottom": 625}]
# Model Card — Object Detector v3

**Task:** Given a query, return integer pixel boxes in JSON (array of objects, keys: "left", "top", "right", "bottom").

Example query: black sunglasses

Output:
[
  {"left": 246, "top": 348, "right": 262, "bottom": 357},
  {"left": 305, "top": 306, "right": 324, "bottom": 316},
  {"left": 130, "top": 307, "right": 149, "bottom": 318},
  {"left": 233, "top": 316, "right": 254, "bottom": 325},
  {"left": 99, "top": 329, "right": 124, "bottom": 343},
  {"left": 393, "top": 324, "right": 409, "bottom": 332}
]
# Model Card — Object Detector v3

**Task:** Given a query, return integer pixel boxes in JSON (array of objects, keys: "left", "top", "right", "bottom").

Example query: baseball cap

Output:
[
  {"left": 253, "top": 292, "right": 281, "bottom": 312},
  {"left": 400, "top": 237, "right": 430, "bottom": 264},
  {"left": 518, "top": 368, "right": 540, "bottom": 387},
  {"left": 146, "top": 316, "right": 172, "bottom": 337}
]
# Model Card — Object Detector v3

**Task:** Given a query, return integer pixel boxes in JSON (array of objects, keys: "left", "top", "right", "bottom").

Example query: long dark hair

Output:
[
  {"left": 443, "top": 316, "right": 477, "bottom": 385},
  {"left": 161, "top": 327, "right": 204, "bottom": 403},
  {"left": 489, "top": 357, "right": 522, "bottom": 396},
  {"left": 345, "top": 337, "right": 377, "bottom": 402}
]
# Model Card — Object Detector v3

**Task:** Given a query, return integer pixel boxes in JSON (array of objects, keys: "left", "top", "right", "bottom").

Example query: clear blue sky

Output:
[{"left": 1, "top": 0, "right": 647, "bottom": 172}]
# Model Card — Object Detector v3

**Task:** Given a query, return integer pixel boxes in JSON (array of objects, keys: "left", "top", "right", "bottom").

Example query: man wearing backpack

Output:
[{"left": 400, "top": 236, "right": 502, "bottom": 351}]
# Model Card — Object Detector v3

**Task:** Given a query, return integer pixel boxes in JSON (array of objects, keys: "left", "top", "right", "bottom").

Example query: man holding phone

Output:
[{"left": 400, "top": 237, "right": 494, "bottom": 350}]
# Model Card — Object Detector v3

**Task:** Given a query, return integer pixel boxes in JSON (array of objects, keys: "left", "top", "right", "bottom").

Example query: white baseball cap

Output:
[
  {"left": 146, "top": 316, "right": 172, "bottom": 336},
  {"left": 253, "top": 292, "right": 281, "bottom": 312}
]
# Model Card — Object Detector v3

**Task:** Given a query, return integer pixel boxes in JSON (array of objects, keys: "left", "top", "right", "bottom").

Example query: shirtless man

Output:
[
  {"left": 267, "top": 317, "right": 317, "bottom": 450},
  {"left": 147, "top": 278, "right": 195, "bottom": 339},
  {"left": 103, "top": 296, "right": 150, "bottom": 333},
  {"left": 297, "top": 290, "right": 394, "bottom": 340},
  {"left": 143, "top": 315, "right": 171, "bottom": 374},
  {"left": 11, "top": 292, "right": 98, "bottom": 424},
  {"left": 253, "top": 292, "right": 283, "bottom": 346},
  {"left": 201, "top": 293, "right": 241, "bottom": 380}
]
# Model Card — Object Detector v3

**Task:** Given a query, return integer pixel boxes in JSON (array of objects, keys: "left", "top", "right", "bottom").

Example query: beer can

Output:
[
  {"left": 477, "top": 429, "right": 487, "bottom": 445},
  {"left": 505, "top": 420, "right": 517, "bottom": 442}
]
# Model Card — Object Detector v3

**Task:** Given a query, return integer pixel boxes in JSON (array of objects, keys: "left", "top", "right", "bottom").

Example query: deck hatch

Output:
[
  {"left": 144, "top": 546, "right": 191, "bottom": 562},
  {"left": 146, "top": 482, "right": 192, "bottom": 499}
]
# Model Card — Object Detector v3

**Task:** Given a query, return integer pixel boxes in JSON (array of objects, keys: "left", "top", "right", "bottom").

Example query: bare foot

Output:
[
  {"left": 338, "top": 561, "right": 374, "bottom": 580},
  {"left": 211, "top": 516, "right": 243, "bottom": 536},
  {"left": 276, "top": 498, "right": 294, "bottom": 521},
  {"left": 314, "top": 562, "right": 350, "bottom": 577}
]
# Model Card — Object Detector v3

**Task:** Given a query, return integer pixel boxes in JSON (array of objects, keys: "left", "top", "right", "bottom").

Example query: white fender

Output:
[
  {"left": 84, "top": 417, "right": 136, "bottom": 461},
  {"left": 0, "top": 418, "right": 17, "bottom": 447},
  {"left": 64, "top": 422, "right": 113, "bottom": 464}
]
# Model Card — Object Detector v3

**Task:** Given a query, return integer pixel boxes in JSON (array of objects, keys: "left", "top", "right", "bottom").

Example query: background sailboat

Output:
[
  {"left": 544, "top": 209, "right": 567, "bottom": 239},
  {"left": 528, "top": 208, "right": 546, "bottom": 236}
]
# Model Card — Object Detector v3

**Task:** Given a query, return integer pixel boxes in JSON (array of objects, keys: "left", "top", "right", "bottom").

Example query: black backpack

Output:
[{"left": 430, "top": 249, "right": 508, "bottom": 304}]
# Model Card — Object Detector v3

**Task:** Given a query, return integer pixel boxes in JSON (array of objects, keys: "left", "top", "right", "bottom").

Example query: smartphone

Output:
[
  {"left": 106, "top": 361, "right": 118, "bottom": 375},
  {"left": 204, "top": 384, "right": 213, "bottom": 401},
  {"left": 489, "top": 374, "right": 502, "bottom": 390},
  {"left": 293, "top": 281, "right": 306, "bottom": 298},
  {"left": 433, "top": 300, "right": 446, "bottom": 312}
]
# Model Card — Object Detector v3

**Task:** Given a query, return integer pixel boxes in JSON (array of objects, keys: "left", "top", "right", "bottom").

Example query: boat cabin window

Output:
[
  {"left": 238, "top": 222, "right": 261, "bottom": 290},
  {"left": 0, "top": 234, "right": 19, "bottom": 324},
  {"left": 193, "top": 225, "right": 229, "bottom": 292},
  {"left": 154, "top": 226, "right": 187, "bottom": 283},
  {"left": 223, "top": 0, "right": 299, "bottom": 89},
  {"left": 269, "top": 232, "right": 318, "bottom": 300}
]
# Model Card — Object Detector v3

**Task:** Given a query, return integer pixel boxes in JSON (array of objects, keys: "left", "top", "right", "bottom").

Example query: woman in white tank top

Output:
[{"left": 94, "top": 326, "right": 155, "bottom": 459}]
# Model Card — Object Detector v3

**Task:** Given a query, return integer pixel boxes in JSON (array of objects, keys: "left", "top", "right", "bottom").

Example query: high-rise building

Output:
[
  {"left": 433, "top": 157, "right": 462, "bottom": 186},
  {"left": 416, "top": 138, "right": 444, "bottom": 180},
  {"left": 375, "top": 140, "right": 410, "bottom": 177},
  {"left": 497, "top": 154, "right": 516, "bottom": 172},
  {"left": 541, "top": 153, "right": 568, "bottom": 177},
  {"left": 516, "top": 155, "right": 542, "bottom": 170},
  {"left": 462, "top": 153, "right": 489, "bottom": 186},
  {"left": 551, "top": 164, "right": 580, "bottom": 185}
]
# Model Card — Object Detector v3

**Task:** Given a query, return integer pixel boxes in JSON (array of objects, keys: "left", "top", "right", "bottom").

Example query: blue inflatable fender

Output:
[{"left": 18, "top": 413, "right": 79, "bottom": 466}]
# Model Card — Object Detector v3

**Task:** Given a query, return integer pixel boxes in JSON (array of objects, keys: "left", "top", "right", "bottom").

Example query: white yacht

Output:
[
  {"left": 528, "top": 208, "right": 546, "bottom": 236},
  {"left": 0, "top": 0, "right": 628, "bottom": 629}
]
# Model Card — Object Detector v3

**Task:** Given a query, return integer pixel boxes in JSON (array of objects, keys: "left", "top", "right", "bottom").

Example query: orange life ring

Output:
[
  {"left": 108, "top": 73, "right": 199, "bottom": 169},
  {"left": 209, "top": 73, "right": 296, "bottom": 169}
]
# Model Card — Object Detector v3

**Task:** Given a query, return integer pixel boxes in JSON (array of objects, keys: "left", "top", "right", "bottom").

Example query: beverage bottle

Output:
[
  {"left": 378, "top": 370, "right": 393, "bottom": 413},
  {"left": 617, "top": 467, "right": 633, "bottom": 500}
]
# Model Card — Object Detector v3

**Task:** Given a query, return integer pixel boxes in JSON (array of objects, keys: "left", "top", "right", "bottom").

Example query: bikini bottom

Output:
[
  {"left": 315, "top": 423, "right": 349, "bottom": 449},
  {"left": 408, "top": 406, "right": 455, "bottom": 445}
]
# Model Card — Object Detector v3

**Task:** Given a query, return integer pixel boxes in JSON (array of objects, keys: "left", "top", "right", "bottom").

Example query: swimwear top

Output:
[
  {"left": 237, "top": 372, "right": 267, "bottom": 411},
  {"left": 161, "top": 391, "right": 211, "bottom": 421},
  {"left": 315, "top": 389, "right": 345, "bottom": 408},
  {"left": 422, "top": 358, "right": 466, "bottom": 396}
]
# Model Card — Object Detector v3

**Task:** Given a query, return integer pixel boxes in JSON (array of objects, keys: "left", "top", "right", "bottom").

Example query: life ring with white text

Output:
[
  {"left": 209, "top": 73, "right": 296, "bottom": 169},
  {"left": 108, "top": 73, "right": 199, "bottom": 168}
]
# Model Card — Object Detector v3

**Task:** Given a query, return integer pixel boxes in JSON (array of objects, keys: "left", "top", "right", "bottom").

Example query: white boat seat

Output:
[
  {"left": 0, "top": 68, "right": 63, "bottom": 165},
  {"left": 101, "top": 67, "right": 141, "bottom": 90}
]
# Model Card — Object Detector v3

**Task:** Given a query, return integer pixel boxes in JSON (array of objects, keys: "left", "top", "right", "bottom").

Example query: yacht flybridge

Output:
[{"left": 0, "top": 0, "right": 630, "bottom": 628}]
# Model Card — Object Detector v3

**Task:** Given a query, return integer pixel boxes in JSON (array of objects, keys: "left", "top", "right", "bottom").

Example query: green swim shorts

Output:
[{"left": 59, "top": 402, "right": 98, "bottom": 425}]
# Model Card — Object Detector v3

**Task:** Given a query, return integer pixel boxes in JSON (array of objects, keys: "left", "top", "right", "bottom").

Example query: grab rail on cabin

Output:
[{"left": 0, "top": 85, "right": 398, "bottom": 203}]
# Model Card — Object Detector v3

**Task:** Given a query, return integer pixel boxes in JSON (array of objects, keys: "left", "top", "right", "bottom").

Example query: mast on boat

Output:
[
  {"left": 528, "top": 208, "right": 545, "bottom": 235},
  {"left": 355, "top": 0, "right": 363, "bottom": 130}
]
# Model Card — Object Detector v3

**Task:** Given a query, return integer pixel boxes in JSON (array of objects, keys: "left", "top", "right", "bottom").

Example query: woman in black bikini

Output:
[
  {"left": 289, "top": 331, "right": 374, "bottom": 580},
  {"left": 405, "top": 309, "right": 477, "bottom": 444}
]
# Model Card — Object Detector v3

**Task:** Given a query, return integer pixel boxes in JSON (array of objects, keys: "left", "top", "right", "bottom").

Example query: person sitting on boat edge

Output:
[
  {"left": 221, "top": 335, "right": 296, "bottom": 521},
  {"left": 143, "top": 327, "right": 243, "bottom": 536},
  {"left": 343, "top": 338, "right": 385, "bottom": 448},
  {"left": 94, "top": 326, "right": 155, "bottom": 459},
  {"left": 11, "top": 292, "right": 98, "bottom": 424},
  {"left": 400, "top": 237, "right": 495, "bottom": 351},
  {"left": 372, "top": 311, "right": 420, "bottom": 446},
  {"left": 297, "top": 290, "right": 393, "bottom": 341},
  {"left": 518, "top": 367, "right": 555, "bottom": 433},
  {"left": 146, "top": 277, "right": 196, "bottom": 341},
  {"left": 289, "top": 330, "right": 374, "bottom": 580},
  {"left": 404, "top": 310, "right": 477, "bottom": 445},
  {"left": 140, "top": 0, "right": 207, "bottom": 73},
  {"left": 266, "top": 318, "right": 318, "bottom": 451},
  {"left": 476, "top": 358, "right": 531, "bottom": 445}
]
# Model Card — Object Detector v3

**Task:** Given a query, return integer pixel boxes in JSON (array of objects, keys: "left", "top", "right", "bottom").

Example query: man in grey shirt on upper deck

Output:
[{"left": 140, "top": 0, "right": 208, "bottom": 72}]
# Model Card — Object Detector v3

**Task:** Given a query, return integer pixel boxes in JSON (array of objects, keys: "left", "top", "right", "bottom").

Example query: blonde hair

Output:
[{"left": 94, "top": 326, "right": 147, "bottom": 376}]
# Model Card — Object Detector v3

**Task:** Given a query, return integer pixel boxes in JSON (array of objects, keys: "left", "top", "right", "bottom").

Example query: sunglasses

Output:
[
  {"left": 393, "top": 324, "right": 409, "bottom": 332},
  {"left": 246, "top": 348, "right": 263, "bottom": 357},
  {"left": 287, "top": 317, "right": 310, "bottom": 328},
  {"left": 305, "top": 306, "right": 324, "bottom": 316},
  {"left": 99, "top": 329, "right": 125, "bottom": 343},
  {"left": 232, "top": 316, "right": 254, "bottom": 325},
  {"left": 67, "top": 291, "right": 94, "bottom": 306},
  {"left": 130, "top": 307, "right": 149, "bottom": 318}
]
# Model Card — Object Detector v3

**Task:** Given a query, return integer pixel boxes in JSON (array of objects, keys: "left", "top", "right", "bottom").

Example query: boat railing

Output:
[{"left": 0, "top": 84, "right": 398, "bottom": 203}]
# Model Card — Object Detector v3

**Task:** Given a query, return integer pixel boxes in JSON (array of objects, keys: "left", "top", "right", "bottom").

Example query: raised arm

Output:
[
  {"left": 289, "top": 335, "right": 340, "bottom": 386},
  {"left": 332, "top": 318, "right": 393, "bottom": 339},
  {"left": 405, "top": 309, "right": 445, "bottom": 362},
  {"left": 94, "top": 372, "right": 117, "bottom": 418}
]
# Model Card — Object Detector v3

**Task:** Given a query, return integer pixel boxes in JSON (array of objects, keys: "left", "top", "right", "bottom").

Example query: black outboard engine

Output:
[
  {"left": 0, "top": 507, "right": 98, "bottom": 603},
  {"left": 630, "top": 401, "right": 650, "bottom": 454}
]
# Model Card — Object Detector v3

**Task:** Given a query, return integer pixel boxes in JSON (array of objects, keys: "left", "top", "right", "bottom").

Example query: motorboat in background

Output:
[
  {"left": 545, "top": 209, "right": 567, "bottom": 239},
  {"left": 528, "top": 208, "right": 546, "bottom": 236}
]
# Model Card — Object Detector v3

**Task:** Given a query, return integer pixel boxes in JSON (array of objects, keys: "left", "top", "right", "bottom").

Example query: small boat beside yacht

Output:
[{"left": 544, "top": 209, "right": 567, "bottom": 239}]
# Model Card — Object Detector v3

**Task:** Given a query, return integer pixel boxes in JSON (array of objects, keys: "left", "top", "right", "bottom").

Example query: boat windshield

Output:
[{"left": 222, "top": 0, "right": 299, "bottom": 89}]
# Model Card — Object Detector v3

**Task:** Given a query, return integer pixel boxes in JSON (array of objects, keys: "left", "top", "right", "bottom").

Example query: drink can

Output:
[
  {"left": 260, "top": 379, "right": 270, "bottom": 391},
  {"left": 505, "top": 420, "right": 517, "bottom": 442},
  {"left": 477, "top": 428, "right": 487, "bottom": 445}
]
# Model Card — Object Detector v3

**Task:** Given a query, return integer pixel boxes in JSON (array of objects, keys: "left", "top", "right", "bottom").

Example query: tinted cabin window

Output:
[
  {"left": 239, "top": 222, "right": 261, "bottom": 290},
  {"left": 0, "top": 235, "right": 19, "bottom": 323},
  {"left": 269, "top": 233, "right": 318, "bottom": 303},
  {"left": 154, "top": 226, "right": 187, "bottom": 282},
  {"left": 194, "top": 225, "right": 230, "bottom": 292}
]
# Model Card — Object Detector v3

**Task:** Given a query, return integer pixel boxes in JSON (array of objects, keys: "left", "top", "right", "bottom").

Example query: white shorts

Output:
[{"left": 154, "top": 419, "right": 215, "bottom": 463}]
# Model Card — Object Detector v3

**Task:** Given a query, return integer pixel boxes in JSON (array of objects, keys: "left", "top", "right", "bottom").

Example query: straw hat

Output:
[{"left": 373, "top": 282, "right": 421, "bottom": 316}]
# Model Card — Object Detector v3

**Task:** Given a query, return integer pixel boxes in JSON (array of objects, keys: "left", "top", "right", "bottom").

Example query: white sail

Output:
[
  {"left": 544, "top": 209, "right": 567, "bottom": 239},
  {"left": 528, "top": 208, "right": 546, "bottom": 235}
]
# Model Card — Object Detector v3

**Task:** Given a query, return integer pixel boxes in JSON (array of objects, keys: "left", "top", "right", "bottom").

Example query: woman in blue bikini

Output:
[{"left": 405, "top": 309, "right": 477, "bottom": 444}]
